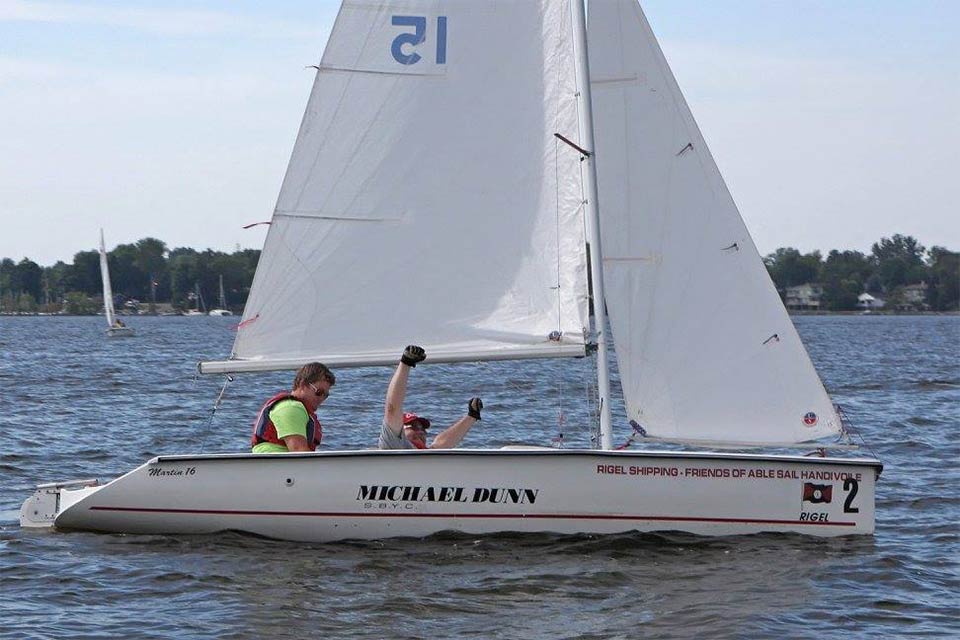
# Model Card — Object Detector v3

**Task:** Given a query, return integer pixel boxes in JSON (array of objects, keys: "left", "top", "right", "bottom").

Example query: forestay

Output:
[
  {"left": 205, "top": 0, "right": 591, "bottom": 374},
  {"left": 588, "top": 0, "right": 841, "bottom": 445}
]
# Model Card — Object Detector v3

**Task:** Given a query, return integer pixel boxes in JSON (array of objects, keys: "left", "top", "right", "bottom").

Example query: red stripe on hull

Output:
[{"left": 87, "top": 506, "right": 856, "bottom": 527}]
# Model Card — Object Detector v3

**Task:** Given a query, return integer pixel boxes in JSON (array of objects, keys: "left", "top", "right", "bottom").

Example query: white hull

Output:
[
  {"left": 208, "top": 309, "right": 233, "bottom": 316},
  {"left": 105, "top": 327, "right": 136, "bottom": 338},
  {"left": 21, "top": 449, "right": 881, "bottom": 542}
]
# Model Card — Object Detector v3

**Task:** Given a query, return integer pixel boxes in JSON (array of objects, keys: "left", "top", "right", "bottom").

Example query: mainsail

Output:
[
  {"left": 204, "top": 0, "right": 590, "bottom": 373},
  {"left": 99, "top": 229, "right": 117, "bottom": 328},
  {"left": 588, "top": 0, "right": 842, "bottom": 444}
]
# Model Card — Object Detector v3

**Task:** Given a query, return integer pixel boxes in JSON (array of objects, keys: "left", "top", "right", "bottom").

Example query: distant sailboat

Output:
[
  {"left": 184, "top": 282, "right": 206, "bottom": 316},
  {"left": 99, "top": 230, "right": 135, "bottom": 338},
  {"left": 208, "top": 275, "right": 233, "bottom": 316}
]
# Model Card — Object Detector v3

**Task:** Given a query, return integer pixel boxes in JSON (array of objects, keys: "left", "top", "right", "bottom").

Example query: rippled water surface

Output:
[{"left": 1, "top": 315, "right": 957, "bottom": 639}]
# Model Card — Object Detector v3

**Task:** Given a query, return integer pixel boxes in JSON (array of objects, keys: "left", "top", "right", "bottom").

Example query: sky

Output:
[{"left": 0, "top": 0, "right": 957, "bottom": 266}]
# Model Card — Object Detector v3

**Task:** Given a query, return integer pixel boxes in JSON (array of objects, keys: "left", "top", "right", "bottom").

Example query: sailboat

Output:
[
  {"left": 183, "top": 282, "right": 207, "bottom": 316},
  {"left": 208, "top": 275, "right": 233, "bottom": 316},
  {"left": 99, "top": 230, "right": 135, "bottom": 338},
  {"left": 21, "top": 0, "right": 881, "bottom": 541}
]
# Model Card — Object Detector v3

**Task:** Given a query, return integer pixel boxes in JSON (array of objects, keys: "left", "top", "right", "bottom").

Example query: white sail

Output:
[
  {"left": 99, "top": 229, "right": 117, "bottom": 328},
  {"left": 212, "top": 0, "right": 590, "bottom": 373},
  {"left": 588, "top": 0, "right": 841, "bottom": 444}
]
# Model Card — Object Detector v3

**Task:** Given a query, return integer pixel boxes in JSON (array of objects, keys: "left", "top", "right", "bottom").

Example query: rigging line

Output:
[
  {"left": 836, "top": 404, "right": 880, "bottom": 461},
  {"left": 199, "top": 375, "right": 234, "bottom": 454}
]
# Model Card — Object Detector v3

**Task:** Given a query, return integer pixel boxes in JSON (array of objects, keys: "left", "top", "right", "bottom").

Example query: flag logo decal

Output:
[
  {"left": 802, "top": 482, "right": 832, "bottom": 504},
  {"left": 802, "top": 412, "right": 818, "bottom": 426}
]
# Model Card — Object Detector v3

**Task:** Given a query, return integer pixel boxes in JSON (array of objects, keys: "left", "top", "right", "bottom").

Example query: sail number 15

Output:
[{"left": 392, "top": 16, "right": 447, "bottom": 65}]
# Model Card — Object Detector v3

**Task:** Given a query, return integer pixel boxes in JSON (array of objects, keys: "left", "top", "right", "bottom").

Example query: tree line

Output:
[
  {"left": 764, "top": 235, "right": 958, "bottom": 311},
  {"left": 0, "top": 238, "right": 259, "bottom": 314},
  {"left": 1, "top": 233, "right": 957, "bottom": 314}
]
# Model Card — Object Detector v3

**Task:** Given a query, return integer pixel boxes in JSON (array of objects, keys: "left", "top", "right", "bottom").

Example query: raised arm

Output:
[
  {"left": 430, "top": 398, "right": 482, "bottom": 449},
  {"left": 383, "top": 345, "right": 426, "bottom": 435}
]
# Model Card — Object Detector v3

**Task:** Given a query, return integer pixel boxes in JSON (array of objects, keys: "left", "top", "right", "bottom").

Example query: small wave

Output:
[
  {"left": 152, "top": 571, "right": 197, "bottom": 583},
  {"left": 883, "top": 496, "right": 959, "bottom": 510},
  {"left": 915, "top": 379, "right": 960, "bottom": 389},
  {"left": 928, "top": 532, "right": 959, "bottom": 544},
  {"left": 872, "top": 599, "right": 915, "bottom": 612},
  {"left": 838, "top": 382, "right": 888, "bottom": 391},
  {"left": 72, "top": 450, "right": 112, "bottom": 460},
  {"left": 883, "top": 439, "right": 936, "bottom": 453}
]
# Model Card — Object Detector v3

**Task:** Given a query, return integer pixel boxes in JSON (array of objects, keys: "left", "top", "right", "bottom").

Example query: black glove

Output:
[
  {"left": 468, "top": 397, "right": 483, "bottom": 421},
  {"left": 400, "top": 345, "right": 426, "bottom": 367}
]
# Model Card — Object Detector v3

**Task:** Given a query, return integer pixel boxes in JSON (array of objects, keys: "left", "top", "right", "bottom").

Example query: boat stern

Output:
[{"left": 19, "top": 479, "right": 100, "bottom": 529}]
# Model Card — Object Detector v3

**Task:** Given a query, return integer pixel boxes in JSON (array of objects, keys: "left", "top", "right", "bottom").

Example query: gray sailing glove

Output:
[
  {"left": 400, "top": 345, "right": 426, "bottom": 367},
  {"left": 468, "top": 397, "right": 483, "bottom": 421}
]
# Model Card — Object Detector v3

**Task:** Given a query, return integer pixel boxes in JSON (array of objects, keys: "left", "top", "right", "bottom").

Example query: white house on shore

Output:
[{"left": 784, "top": 284, "right": 822, "bottom": 311}]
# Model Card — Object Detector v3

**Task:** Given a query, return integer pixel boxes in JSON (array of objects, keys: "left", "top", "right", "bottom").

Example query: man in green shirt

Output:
[{"left": 250, "top": 362, "right": 336, "bottom": 453}]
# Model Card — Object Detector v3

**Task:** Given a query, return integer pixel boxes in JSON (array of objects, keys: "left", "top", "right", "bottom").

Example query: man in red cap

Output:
[{"left": 379, "top": 345, "right": 482, "bottom": 450}]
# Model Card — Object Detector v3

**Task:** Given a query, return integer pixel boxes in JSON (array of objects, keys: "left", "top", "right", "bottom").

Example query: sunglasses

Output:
[{"left": 308, "top": 382, "right": 330, "bottom": 399}]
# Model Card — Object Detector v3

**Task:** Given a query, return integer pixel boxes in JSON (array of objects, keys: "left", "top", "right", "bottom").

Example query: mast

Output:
[{"left": 571, "top": 0, "right": 613, "bottom": 450}]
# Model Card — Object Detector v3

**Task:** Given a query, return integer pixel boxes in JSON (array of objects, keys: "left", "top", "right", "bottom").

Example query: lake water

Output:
[{"left": 0, "top": 315, "right": 957, "bottom": 639}]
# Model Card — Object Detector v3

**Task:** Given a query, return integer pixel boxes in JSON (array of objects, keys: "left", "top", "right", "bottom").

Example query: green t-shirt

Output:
[{"left": 251, "top": 399, "right": 310, "bottom": 453}]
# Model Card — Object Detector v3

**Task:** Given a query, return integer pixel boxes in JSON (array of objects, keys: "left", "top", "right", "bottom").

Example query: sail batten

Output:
[
  {"left": 589, "top": 0, "right": 842, "bottom": 445},
  {"left": 273, "top": 211, "right": 403, "bottom": 222}
]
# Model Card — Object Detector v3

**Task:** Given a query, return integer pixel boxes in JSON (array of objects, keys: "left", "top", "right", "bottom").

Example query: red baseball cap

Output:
[{"left": 402, "top": 412, "right": 430, "bottom": 429}]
